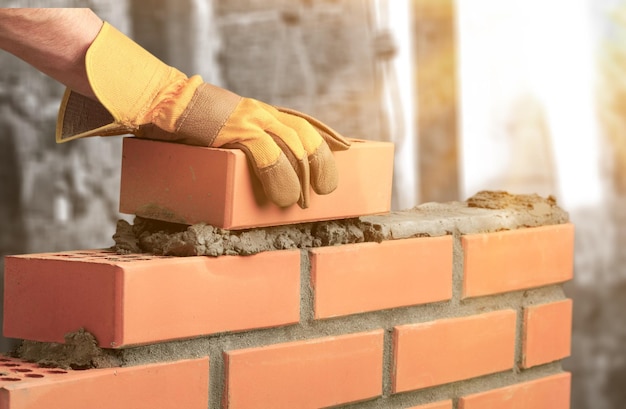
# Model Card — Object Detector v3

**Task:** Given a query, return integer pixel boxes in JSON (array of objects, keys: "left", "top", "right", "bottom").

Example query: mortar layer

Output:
[{"left": 112, "top": 190, "right": 569, "bottom": 257}]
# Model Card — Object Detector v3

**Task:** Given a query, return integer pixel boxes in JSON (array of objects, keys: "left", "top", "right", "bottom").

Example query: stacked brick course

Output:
[{"left": 2, "top": 139, "right": 573, "bottom": 408}]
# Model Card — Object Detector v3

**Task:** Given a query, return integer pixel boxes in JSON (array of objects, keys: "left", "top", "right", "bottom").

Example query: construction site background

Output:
[{"left": 1, "top": 1, "right": 625, "bottom": 408}]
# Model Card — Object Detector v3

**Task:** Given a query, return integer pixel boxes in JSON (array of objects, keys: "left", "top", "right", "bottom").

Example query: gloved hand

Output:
[{"left": 56, "top": 22, "right": 350, "bottom": 208}]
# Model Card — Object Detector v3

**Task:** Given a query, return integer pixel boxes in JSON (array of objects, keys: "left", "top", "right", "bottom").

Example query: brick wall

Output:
[
  {"left": 1, "top": 222, "right": 574, "bottom": 408},
  {"left": 1, "top": 140, "right": 574, "bottom": 408}
]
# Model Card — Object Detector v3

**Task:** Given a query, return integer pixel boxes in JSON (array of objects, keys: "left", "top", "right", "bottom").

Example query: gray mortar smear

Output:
[
  {"left": 16, "top": 329, "right": 121, "bottom": 370},
  {"left": 111, "top": 190, "right": 569, "bottom": 257}
]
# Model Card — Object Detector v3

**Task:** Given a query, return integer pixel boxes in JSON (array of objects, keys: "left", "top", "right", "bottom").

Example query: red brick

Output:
[
  {"left": 462, "top": 224, "right": 574, "bottom": 298},
  {"left": 310, "top": 236, "right": 453, "bottom": 318},
  {"left": 4, "top": 249, "right": 300, "bottom": 348},
  {"left": 0, "top": 356, "right": 208, "bottom": 409},
  {"left": 407, "top": 400, "right": 453, "bottom": 409},
  {"left": 119, "top": 137, "right": 394, "bottom": 229},
  {"left": 223, "top": 330, "right": 384, "bottom": 408},
  {"left": 392, "top": 310, "right": 516, "bottom": 393},
  {"left": 522, "top": 299, "right": 573, "bottom": 368},
  {"left": 459, "top": 372, "right": 571, "bottom": 409}
]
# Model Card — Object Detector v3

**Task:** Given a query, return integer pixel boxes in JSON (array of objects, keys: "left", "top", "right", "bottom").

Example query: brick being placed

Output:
[{"left": 119, "top": 137, "right": 394, "bottom": 229}]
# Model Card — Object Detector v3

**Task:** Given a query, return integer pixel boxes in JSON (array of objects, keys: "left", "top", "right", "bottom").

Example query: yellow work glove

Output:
[{"left": 56, "top": 22, "right": 350, "bottom": 208}]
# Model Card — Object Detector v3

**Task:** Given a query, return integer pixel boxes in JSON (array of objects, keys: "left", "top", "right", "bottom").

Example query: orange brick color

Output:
[
  {"left": 462, "top": 223, "right": 574, "bottom": 298},
  {"left": 0, "top": 356, "right": 209, "bottom": 409},
  {"left": 458, "top": 372, "right": 571, "bottom": 409},
  {"left": 4, "top": 249, "right": 300, "bottom": 347},
  {"left": 522, "top": 299, "right": 573, "bottom": 368},
  {"left": 223, "top": 330, "right": 384, "bottom": 408},
  {"left": 310, "top": 236, "right": 453, "bottom": 318},
  {"left": 119, "top": 137, "right": 394, "bottom": 229},
  {"left": 392, "top": 310, "right": 517, "bottom": 393}
]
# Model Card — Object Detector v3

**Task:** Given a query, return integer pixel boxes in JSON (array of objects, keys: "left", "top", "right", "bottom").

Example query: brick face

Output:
[
  {"left": 4, "top": 249, "right": 300, "bottom": 347},
  {"left": 522, "top": 299, "right": 573, "bottom": 368},
  {"left": 392, "top": 310, "right": 517, "bottom": 393},
  {"left": 310, "top": 236, "right": 453, "bottom": 318},
  {"left": 120, "top": 137, "right": 394, "bottom": 228},
  {"left": 459, "top": 372, "right": 571, "bottom": 409},
  {"left": 462, "top": 224, "right": 574, "bottom": 297},
  {"left": 223, "top": 330, "right": 384, "bottom": 408},
  {"left": 0, "top": 356, "right": 209, "bottom": 409}
]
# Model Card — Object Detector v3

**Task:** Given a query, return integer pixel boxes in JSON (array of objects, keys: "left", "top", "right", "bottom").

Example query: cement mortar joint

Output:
[{"left": 112, "top": 190, "right": 569, "bottom": 257}]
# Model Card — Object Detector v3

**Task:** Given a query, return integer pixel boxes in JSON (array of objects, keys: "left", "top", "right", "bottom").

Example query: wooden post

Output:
[{"left": 412, "top": 0, "right": 460, "bottom": 202}]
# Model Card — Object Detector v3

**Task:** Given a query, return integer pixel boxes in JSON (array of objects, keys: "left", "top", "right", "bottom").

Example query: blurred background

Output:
[{"left": 0, "top": 1, "right": 624, "bottom": 407}]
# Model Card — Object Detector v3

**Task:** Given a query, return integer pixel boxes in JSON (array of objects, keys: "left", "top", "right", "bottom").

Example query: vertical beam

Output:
[
  {"left": 129, "top": 0, "right": 172, "bottom": 63},
  {"left": 412, "top": 0, "right": 460, "bottom": 202}
]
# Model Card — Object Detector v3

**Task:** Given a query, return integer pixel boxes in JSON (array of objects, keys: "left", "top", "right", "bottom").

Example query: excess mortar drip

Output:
[{"left": 12, "top": 190, "right": 569, "bottom": 369}]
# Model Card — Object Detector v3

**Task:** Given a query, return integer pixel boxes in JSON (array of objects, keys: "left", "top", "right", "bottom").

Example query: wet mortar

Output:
[{"left": 111, "top": 190, "right": 568, "bottom": 257}]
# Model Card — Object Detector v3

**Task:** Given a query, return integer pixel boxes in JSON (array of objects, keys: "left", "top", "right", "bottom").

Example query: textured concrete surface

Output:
[{"left": 112, "top": 191, "right": 568, "bottom": 257}]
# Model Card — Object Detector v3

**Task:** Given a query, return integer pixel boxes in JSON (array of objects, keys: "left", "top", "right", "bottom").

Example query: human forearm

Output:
[{"left": 0, "top": 8, "right": 102, "bottom": 98}]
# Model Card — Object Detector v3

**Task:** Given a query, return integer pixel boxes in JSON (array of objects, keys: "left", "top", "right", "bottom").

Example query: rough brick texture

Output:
[
  {"left": 310, "top": 236, "right": 453, "bottom": 318},
  {"left": 0, "top": 356, "right": 209, "bottom": 409}
]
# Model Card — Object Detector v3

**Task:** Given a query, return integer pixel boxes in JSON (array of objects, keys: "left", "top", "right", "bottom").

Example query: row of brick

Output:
[
  {"left": 4, "top": 223, "right": 574, "bottom": 348},
  {"left": 0, "top": 318, "right": 571, "bottom": 409},
  {"left": 409, "top": 371, "right": 571, "bottom": 408},
  {"left": 1, "top": 306, "right": 572, "bottom": 407},
  {"left": 222, "top": 307, "right": 571, "bottom": 408}
]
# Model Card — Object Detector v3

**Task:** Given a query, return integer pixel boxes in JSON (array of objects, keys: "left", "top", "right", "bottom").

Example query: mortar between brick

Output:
[
  {"left": 334, "top": 363, "right": 566, "bottom": 409},
  {"left": 300, "top": 249, "right": 314, "bottom": 324},
  {"left": 112, "top": 191, "right": 569, "bottom": 257},
  {"left": 451, "top": 229, "right": 464, "bottom": 307},
  {"left": 382, "top": 328, "right": 393, "bottom": 398}
]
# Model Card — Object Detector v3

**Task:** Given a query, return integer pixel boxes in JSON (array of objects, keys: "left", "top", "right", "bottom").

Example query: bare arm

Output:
[{"left": 0, "top": 8, "right": 102, "bottom": 99}]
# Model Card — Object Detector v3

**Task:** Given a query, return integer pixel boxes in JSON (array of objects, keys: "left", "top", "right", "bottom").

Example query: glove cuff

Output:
[
  {"left": 56, "top": 88, "right": 131, "bottom": 143},
  {"left": 56, "top": 21, "right": 195, "bottom": 143}
]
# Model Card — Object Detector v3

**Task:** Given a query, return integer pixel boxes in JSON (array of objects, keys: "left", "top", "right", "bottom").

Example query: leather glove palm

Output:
[{"left": 56, "top": 22, "right": 350, "bottom": 208}]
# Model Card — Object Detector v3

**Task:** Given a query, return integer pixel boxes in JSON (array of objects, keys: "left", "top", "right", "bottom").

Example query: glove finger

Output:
[
  {"left": 222, "top": 138, "right": 302, "bottom": 208},
  {"left": 264, "top": 119, "right": 311, "bottom": 208},
  {"left": 276, "top": 106, "right": 351, "bottom": 151},
  {"left": 216, "top": 99, "right": 310, "bottom": 207},
  {"left": 273, "top": 109, "right": 339, "bottom": 195},
  {"left": 308, "top": 141, "right": 339, "bottom": 195}
]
